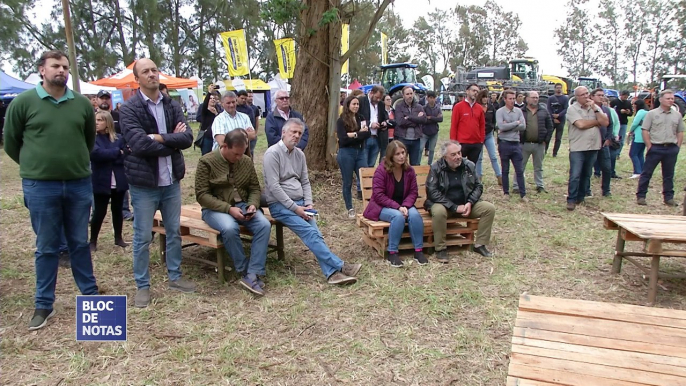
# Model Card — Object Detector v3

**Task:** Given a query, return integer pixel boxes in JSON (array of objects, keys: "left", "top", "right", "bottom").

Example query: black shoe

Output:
[
  {"left": 603, "top": 193, "right": 612, "bottom": 197},
  {"left": 536, "top": 187, "right": 547, "bottom": 194},
  {"left": 387, "top": 253, "right": 403, "bottom": 268},
  {"left": 115, "top": 238, "right": 130, "bottom": 248},
  {"left": 611, "top": 175, "right": 622, "bottom": 179},
  {"left": 435, "top": 249, "right": 449, "bottom": 263},
  {"left": 414, "top": 251, "right": 429, "bottom": 265},
  {"left": 471, "top": 245, "right": 493, "bottom": 257},
  {"left": 356, "top": 191, "right": 362, "bottom": 200},
  {"left": 28, "top": 309, "right": 56, "bottom": 330},
  {"left": 58, "top": 251, "right": 71, "bottom": 269}
]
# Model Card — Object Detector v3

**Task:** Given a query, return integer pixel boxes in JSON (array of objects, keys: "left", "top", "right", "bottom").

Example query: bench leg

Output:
[
  {"left": 159, "top": 233, "right": 167, "bottom": 264},
  {"left": 611, "top": 231, "right": 625, "bottom": 274},
  {"left": 217, "top": 248, "right": 226, "bottom": 284},
  {"left": 276, "top": 224, "right": 285, "bottom": 260},
  {"left": 648, "top": 255, "right": 660, "bottom": 305}
]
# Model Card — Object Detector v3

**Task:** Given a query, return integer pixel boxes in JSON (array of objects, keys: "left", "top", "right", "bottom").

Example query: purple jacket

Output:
[{"left": 363, "top": 164, "right": 418, "bottom": 221}]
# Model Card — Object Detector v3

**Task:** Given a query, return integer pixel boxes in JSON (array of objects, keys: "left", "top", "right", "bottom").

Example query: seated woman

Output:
[{"left": 362, "top": 140, "right": 427, "bottom": 267}]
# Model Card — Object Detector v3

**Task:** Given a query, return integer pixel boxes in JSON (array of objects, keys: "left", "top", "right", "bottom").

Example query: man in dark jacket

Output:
[
  {"left": 419, "top": 91, "right": 443, "bottom": 165},
  {"left": 425, "top": 141, "right": 496, "bottom": 262},
  {"left": 120, "top": 58, "right": 195, "bottom": 308},
  {"left": 395, "top": 86, "right": 427, "bottom": 165},
  {"left": 513, "top": 91, "right": 553, "bottom": 194},
  {"left": 357, "top": 85, "right": 389, "bottom": 166},
  {"left": 546, "top": 83, "right": 569, "bottom": 157},
  {"left": 265, "top": 90, "right": 309, "bottom": 149},
  {"left": 590, "top": 88, "right": 614, "bottom": 197}
]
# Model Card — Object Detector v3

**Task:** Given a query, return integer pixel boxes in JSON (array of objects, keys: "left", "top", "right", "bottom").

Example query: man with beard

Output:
[{"left": 4, "top": 50, "right": 99, "bottom": 330}]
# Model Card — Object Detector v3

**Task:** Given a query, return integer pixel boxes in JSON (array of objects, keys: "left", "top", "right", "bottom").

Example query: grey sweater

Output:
[
  {"left": 496, "top": 106, "right": 525, "bottom": 142},
  {"left": 263, "top": 140, "right": 313, "bottom": 211}
]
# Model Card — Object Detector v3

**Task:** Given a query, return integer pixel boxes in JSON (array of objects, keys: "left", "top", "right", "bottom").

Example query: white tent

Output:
[{"left": 24, "top": 73, "right": 115, "bottom": 95}]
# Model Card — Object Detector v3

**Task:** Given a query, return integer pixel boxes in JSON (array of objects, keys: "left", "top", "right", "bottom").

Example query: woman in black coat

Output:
[{"left": 90, "top": 111, "right": 130, "bottom": 252}]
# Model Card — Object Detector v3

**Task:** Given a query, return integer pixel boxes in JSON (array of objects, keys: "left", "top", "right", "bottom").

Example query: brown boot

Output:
[{"left": 497, "top": 176, "right": 503, "bottom": 186}]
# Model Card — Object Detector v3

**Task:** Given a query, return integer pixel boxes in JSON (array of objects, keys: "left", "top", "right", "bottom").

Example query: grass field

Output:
[{"left": 2, "top": 113, "right": 686, "bottom": 385}]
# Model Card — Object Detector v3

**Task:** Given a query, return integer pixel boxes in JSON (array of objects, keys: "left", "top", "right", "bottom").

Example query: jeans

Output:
[
  {"left": 130, "top": 181, "right": 182, "bottom": 289},
  {"left": 398, "top": 137, "right": 421, "bottom": 166},
  {"left": 379, "top": 207, "right": 424, "bottom": 252},
  {"left": 419, "top": 133, "right": 439, "bottom": 165},
  {"left": 201, "top": 137, "right": 214, "bottom": 155},
  {"left": 250, "top": 138, "right": 257, "bottom": 158},
  {"left": 568, "top": 150, "right": 598, "bottom": 204},
  {"left": 22, "top": 177, "right": 98, "bottom": 309},
  {"left": 268, "top": 199, "right": 344, "bottom": 278},
  {"left": 476, "top": 132, "right": 501, "bottom": 178},
  {"left": 514, "top": 142, "right": 545, "bottom": 190},
  {"left": 618, "top": 124, "right": 627, "bottom": 155},
  {"left": 592, "top": 146, "right": 612, "bottom": 195},
  {"left": 202, "top": 203, "right": 271, "bottom": 276},
  {"left": 365, "top": 137, "right": 380, "bottom": 167},
  {"left": 337, "top": 147, "right": 368, "bottom": 210},
  {"left": 637, "top": 144, "right": 680, "bottom": 200},
  {"left": 547, "top": 120, "right": 565, "bottom": 156},
  {"left": 461, "top": 143, "right": 484, "bottom": 165},
  {"left": 122, "top": 190, "right": 133, "bottom": 219},
  {"left": 498, "top": 141, "right": 526, "bottom": 197},
  {"left": 59, "top": 228, "right": 68, "bottom": 253},
  {"left": 629, "top": 141, "right": 646, "bottom": 174}
]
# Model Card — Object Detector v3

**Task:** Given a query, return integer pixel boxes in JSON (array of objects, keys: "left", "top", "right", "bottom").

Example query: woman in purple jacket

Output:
[{"left": 363, "top": 141, "right": 427, "bottom": 267}]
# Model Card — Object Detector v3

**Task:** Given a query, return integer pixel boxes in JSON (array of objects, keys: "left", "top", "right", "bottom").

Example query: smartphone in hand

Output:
[{"left": 242, "top": 208, "right": 256, "bottom": 219}]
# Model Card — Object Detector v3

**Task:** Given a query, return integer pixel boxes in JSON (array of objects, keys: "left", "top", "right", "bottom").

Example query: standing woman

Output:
[
  {"left": 90, "top": 111, "right": 130, "bottom": 252},
  {"left": 476, "top": 89, "right": 502, "bottom": 185},
  {"left": 337, "top": 95, "right": 370, "bottom": 218},
  {"left": 363, "top": 141, "right": 426, "bottom": 267},
  {"left": 384, "top": 94, "right": 395, "bottom": 141},
  {"left": 628, "top": 99, "right": 648, "bottom": 179},
  {"left": 200, "top": 87, "right": 221, "bottom": 155}
]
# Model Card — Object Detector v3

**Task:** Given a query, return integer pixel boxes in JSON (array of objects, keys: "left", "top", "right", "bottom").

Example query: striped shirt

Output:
[{"left": 211, "top": 110, "right": 253, "bottom": 150}]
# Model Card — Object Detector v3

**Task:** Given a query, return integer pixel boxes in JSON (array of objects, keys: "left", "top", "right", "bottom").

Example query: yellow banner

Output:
[
  {"left": 220, "top": 29, "right": 249, "bottom": 77},
  {"left": 274, "top": 38, "right": 296, "bottom": 79},
  {"left": 381, "top": 32, "right": 388, "bottom": 65},
  {"left": 341, "top": 24, "right": 350, "bottom": 75}
]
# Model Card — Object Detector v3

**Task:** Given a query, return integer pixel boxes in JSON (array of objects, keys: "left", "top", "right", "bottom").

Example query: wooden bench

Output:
[
  {"left": 507, "top": 294, "right": 686, "bottom": 386},
  {"left": 602, "top": 212, "right": 686, "bottom": 305},
  {"left": 356, "top": 165, "right": 479, "bottom": 258},
  {"left": 153, "top": 203, "right": 284, "bottom": 284}
]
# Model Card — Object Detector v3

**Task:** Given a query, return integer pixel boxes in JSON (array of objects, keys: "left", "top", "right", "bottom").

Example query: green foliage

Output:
[
  {"left": 260, "top": 0, "right": 304, "bottom": 26},
  {"left": 319, "top": 8, "right": 339, "bottom": 27}
]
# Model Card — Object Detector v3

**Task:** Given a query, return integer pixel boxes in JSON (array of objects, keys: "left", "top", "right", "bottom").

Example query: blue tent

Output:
[{"left": 1, "top": 70, "right": 34, "bottom": 97}]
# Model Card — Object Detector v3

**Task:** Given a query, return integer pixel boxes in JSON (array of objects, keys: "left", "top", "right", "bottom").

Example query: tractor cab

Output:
[
  {"left": 578, "top": 77, "right": 603, "bottom": 91},
  {"left": 510, "top": 59, "right": 540, "bottom": 81},
  {"left": 361, "top": 63, "right": 426, "bottom": 106}
]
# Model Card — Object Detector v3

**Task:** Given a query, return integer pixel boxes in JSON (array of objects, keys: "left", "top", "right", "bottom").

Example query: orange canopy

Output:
[{"left": 91, "top": 62, "right": 198, "bottom": 89}]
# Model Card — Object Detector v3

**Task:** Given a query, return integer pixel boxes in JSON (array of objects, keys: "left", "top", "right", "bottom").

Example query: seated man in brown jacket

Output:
[{"left": 195, "top": 129, "right": 270, "bottom": 296}]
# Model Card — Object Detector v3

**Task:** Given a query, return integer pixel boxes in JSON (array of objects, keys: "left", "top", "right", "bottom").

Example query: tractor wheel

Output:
[{"left": 674, "top": 98, "right": 686, "bottom": 117}]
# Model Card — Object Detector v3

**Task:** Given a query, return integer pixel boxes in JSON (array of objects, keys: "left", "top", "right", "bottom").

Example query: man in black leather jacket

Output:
[{"left": 425, "top": 141, "right": 496, "bottom": 262}]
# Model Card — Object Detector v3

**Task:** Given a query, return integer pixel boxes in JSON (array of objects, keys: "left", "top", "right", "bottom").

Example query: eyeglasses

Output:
[{"left": 277, "top": 97, "right": 290, "bottom": 100}]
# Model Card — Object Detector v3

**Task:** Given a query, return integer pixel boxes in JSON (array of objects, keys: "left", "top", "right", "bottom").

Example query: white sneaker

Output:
[
  {"left": 630, "top": 174, "right": 641, "bottom": 179},
  {"left": 347, "top": 209, "right": 355, "bottom": 219}
]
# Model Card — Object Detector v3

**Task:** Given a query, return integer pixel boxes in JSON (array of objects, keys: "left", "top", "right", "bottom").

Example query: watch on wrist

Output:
[{"left": 148, "top": 134, "right": 155, "bottom": 140}]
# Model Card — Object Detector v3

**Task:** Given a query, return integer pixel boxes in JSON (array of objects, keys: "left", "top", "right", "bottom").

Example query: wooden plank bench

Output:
[
  {"left": 602, "top": 212, "right": 686, "bottom": 305},
  {"left": 356, "top": 165, "right": 479, "bottom": 258},
  {"left": 507, "top": 294, "right": 686, "bottom": 386},
  {"left": 153, "top": 203, "right": 284, "bottom": 284}
]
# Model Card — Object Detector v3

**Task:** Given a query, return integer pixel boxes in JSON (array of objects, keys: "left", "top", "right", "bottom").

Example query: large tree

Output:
[
  {"left": 593, "top": 0, "right": 626, "bottom": 87},
  {"left": 483, "top": 0, "right": 528, "bottom": 66},
  {"left": 555, "top": 0, "right": 597, "bottom": 77}
]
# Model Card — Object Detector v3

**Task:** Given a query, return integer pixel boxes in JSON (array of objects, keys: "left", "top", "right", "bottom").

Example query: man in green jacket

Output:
[
  {"left": 195, "top": 129, "right": 271, "bottom": 295},
  {"left": 4, "top": 50, "right": 99, "bottom": 330}
]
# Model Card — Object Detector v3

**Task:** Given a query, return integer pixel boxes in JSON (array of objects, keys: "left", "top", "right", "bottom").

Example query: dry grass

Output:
[{"left": 2, "top": 115, "right": 686, "bottom": 385}]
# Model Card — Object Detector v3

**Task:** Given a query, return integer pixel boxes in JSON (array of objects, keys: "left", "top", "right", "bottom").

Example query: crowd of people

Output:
[{"left": 5, "top": 49, "right": 684, "bottom": 331}]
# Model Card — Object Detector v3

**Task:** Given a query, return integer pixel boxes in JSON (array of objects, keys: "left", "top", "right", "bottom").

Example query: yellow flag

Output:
[
  {"left": 381, "top": 32, "right": 388, "bottom": 65},
  {"left": 274, "top": 38, "right": 296, "bottom": 79},
  {"left": 341, "top": 24, "right": 350, "bottom": 75},
  {"left": 220, "top": 29, "right": 250, "bottom": 77}
]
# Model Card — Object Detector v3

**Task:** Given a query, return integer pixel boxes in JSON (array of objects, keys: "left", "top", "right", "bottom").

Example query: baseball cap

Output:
[{"left": 97, "top": 90, "right": 111, "bottom": 98}]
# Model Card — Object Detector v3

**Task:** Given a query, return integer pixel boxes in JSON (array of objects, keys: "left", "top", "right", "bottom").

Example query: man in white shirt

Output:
[{"left": 211, "top": 91, "right": 255, "bottom": 151}]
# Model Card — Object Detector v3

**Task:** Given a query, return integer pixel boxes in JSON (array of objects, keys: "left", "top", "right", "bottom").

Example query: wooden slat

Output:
[
  {"left": 506, "top": 377, "right": 565, "bottom": 386},
  {"left": 508, "top": 362, "right": 657, "bottom": 386}
]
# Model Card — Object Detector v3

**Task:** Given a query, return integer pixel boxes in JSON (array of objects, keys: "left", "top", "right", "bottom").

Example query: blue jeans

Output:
[
  {"left": 618, "top": 124, "right": 627, "bottom": 155},
  {"left": 122, "top": 190, "right": 133, "bottom": 219},
  {"left": 365, "top": 137, "right": 380, "bottom": 167},
  {"left": 22, "top": 177, "right": 98, "bottom": 309},
  {"left": 476, "top": 132, "right": 501, "bottom": 178},
  {"left": 268, "top": 199, "right": 344, "bottom": 278},
  {"left": 201, "top": 137, "right": 214, "bottom": 155},
  {"left": 337, "top": 147, "right": 368, "bottom": 210},
  {"left": 250, "top": 139, "right": 257, "bottom": 157},
  {"left": 629, "top": 141, "right": 646, "bottom": 174},
  {"left": 592, "top": 146, "right": 612, "bottom": 195},
  {"left": 568, "top": 150, "right": 598, "bottom": 204},
  {"left": 398, "top": 137, "right": 421, "bottom": 166},
  {"left": 498, "top": 141, "right": 525, "bottom": 197},
  {"left": 202, "top": 203, "right": 271, "bottom": 276},
  {"left": 130, "top": 181, "right": 182, "bottom": 289},
  {"left": 59, "top": 228, "right": 68, "bottom": 253},
  {"left": 637, "top": 144, "right": 680, "bottom": 200},
  {"left": 419, "top": 133, "right": 439, "bottom": 165},
  {"left": 379, "top": 207, "right": 424, "bottom": 252}
]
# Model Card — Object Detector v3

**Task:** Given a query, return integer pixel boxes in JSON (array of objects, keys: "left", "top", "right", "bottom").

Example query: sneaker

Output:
[
  {"left": 135, "top": 288, "right": 150, "bottom": 308},
  {"left": 169, "top": 278, "right": 196, "bottom": 293},
  {"left": 536, "top": 187, "right": 547, "bottom": 194},
  {"left": 387, "top": 253, "right": 404, "bottom": 268},
  {"left": 471, "top": 245, "right": 493, "bottom": 257},
  {"left": 347, "top": 208, "right": 355, "bottom": 219},
  {"left": 239, "top": 274, "right": 265, "bottom": 296},
  {"left": 115, "top": 238, "right": 129, "bottom": 248},
  {"left": 327, "top": 271, "right": 357, "bottom": 285},
  {"left": 637, "top": 197, "right": 647, "bottom": 206},
  {"left": 58, "top": 251, "right": 71, "bottom": 269},
  {"left": 435, "top": 249, "right": 449, "bottom": 263},
  {"left": 520, "top": 196, "right": 529, "bottom": 203},
  {"left": 356, "top": 191, "right": 362, "bottom": 200},
  {"left": 566, "top": 201, "right": 576, "bottom": 211},
  {"left": 414, "top": 251, "right": 429, "bottom": 265},
  {"left": 664, "top": 199, "right": 678, "bottom": 207},
  {"left": 630, "top": 174, "right": 641, "bottom": 179},
  {"left": 256, "top": 276, "right": 266, "bottom": 289},
  {"left": 124, "top": 215, "right": 134, "bottom": 222},
  {"left": 586, "top": 192, "right": 594, "bottom": 198},
  {"left": 341, "top": 263, "right": 362, "bottom": 277},
  {"left": 503, "top": 194, "right": 511, "bottom": 201},
  {"left": 602, "top": 193, "right": 612, "bottom": 197},
  {"left": 28, "top": 309, "right": 56, "bottom": 331},
  {"left": 89, "top": 241, "right": 97, "bottom": 253}
]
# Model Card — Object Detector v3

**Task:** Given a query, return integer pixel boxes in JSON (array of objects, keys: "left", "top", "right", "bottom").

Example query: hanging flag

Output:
[
  {"left": 220, "top": 29, "right": 250, "bottom": 77},
  {"left": 421, "top": 75, "right": 434, "bottom": 91},
  {"left": 274, "top": 38, "right": 296, "bottom": 79},
  {"left": 380, "top": 32, "right": 388, "bottom": 65},
  {"left": 341, "top": 24, "right": 350, "bottom": 75}
]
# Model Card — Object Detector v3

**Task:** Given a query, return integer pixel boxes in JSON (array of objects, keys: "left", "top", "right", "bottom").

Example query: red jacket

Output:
[{"left": 450, "top": 100, "right": 485, "bottom": 144}]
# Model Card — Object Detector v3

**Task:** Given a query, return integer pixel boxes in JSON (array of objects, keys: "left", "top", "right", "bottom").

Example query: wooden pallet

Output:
[
  {"left": 153, "top": 203, "right": 284, "bottom": 284},
  {"left": 508, "top": 294, "right": 686, "bottom": 386},
  {"left": 357, "top": 165, "right": 479, "bottom": 258}
]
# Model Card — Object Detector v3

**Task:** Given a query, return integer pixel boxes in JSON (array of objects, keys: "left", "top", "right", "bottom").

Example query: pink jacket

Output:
[{"left": 363, "top": 164, "right": 418, "bottom": 221}]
